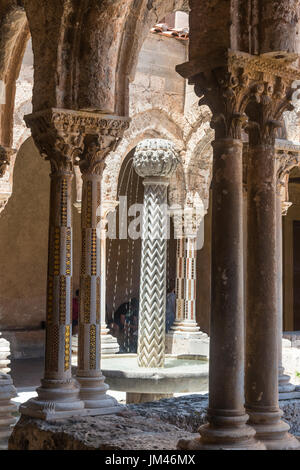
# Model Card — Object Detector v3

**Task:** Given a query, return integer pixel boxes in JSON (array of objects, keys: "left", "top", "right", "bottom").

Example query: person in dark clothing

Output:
[{"left": 72, "top": 289, "right": 79, "bottom": 335}]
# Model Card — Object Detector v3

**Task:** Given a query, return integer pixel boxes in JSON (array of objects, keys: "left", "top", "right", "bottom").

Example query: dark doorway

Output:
[{"left": 293, "top": 221, "right": 300, "bottom": 330}]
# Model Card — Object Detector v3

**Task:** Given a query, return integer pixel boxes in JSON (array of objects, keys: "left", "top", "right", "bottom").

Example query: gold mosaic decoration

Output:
[
  {"left": 60, "top": 179, "right": 68, "bottom": 227},
  {"left": 91, "top": 229, "right": 97, "bottom": 275},
  {"left": 46, "top": 324, "right": 59, "bottom": 372},
  {"left": 59, "top": 275, "right": 66, "bottom": 324},
  {"left": 86, "top": 181, "right": 92, "bottom": 227},
  {"left": 89, "top": 324, "right": 96, "bottom": 370},
  {"left": 81, "top": 230, "right": 86, "bottom": 275},
  {"left": 70, "top": 276, "right": 73, "bottom": 324},
  {"left": 96, "top": 276, "right": 100, "bottom": 323},
  {"left": 66, "top": 228, "right": 71, "bottom": 276},
  {"left": 83, "top": 276, "right": 91, "bottom": 323},
  {"left": 47, "top": 275, "right": 54, "bottom": 324},
  {"left": 54, "top": 227, "right": 60, "bottom": 276},
  {"left": 64, "top": 325, "right": 70, "bottom": 371},
  {"left": 96, "top": 181, "right": 101, "bottom": 225}
]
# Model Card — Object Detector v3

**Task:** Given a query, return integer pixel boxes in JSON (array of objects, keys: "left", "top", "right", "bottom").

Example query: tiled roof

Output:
[{"left": 150, "top": 23, "right": 189, "bottom": 41}]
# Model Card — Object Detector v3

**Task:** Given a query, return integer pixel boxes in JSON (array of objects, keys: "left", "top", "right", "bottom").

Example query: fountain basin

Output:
[{"left": 101, "top": 354, "right": 208, "bottom": 402}]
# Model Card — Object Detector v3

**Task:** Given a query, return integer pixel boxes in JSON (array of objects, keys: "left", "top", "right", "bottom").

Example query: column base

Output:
[
  {"left": 19, "top": 378, "right": 85, "bottom": 421},
  {"left": 77, "top": 374, "right": 123, "bottom": 416},
  {"left": 178, "top": 414, "right": 266, "bottom": 450},
  {"left": 278, "top": 373, "right": 300, "bottom": 399},
  {"left": 0, "top": 334, "right": 11, "bottom": 374},
  {"left": 0, "top": 374, "right": 17, "bottom": 447},
  {"left": 248, "top": 409, "right": 300, "bottom": 450},
  {"left": 166, "top": 323, "right": 209, "bottom": 357},
  {"left": 101, "top": 333, "right": 120, "bottom": 355}
]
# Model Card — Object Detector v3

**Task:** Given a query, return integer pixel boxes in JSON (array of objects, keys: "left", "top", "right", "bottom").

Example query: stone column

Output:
[
  {"left": 245, "top": 70, "right": 300, "bottom": 449},
  {"left": 76, "top": 115, "right": 129, "bottom": 414},
  {"left": 275, "top": 146, "right": 300, "bottom": 398},
  {"left": 0, "top": 148, "right": 18, "bottom": 444},
  {"left": 178, "top": 52, "right": 265, "bottom": 450},
  {"left": 166, "top": 207, "right": 209, "bottom": 357},
  {"left": 19, "top": 109, "right": 86, "bottom": 419},
  {"left": 133, "top": 139, "right": 179, "bottom": 369},
  {"left": 276, "top": 194, "right": 297, "bottom": 398},
  {"left": 99, "top": 201, "right": 120, "bottom": 355}
]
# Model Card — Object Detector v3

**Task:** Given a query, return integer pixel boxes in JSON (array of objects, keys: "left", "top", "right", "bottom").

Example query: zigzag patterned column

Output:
[
  {"left": 76, "top": 116, "right": 129, "bottom": 414},
  {"left": 133, "top": 139, "right": 178, "bottom": 368}
]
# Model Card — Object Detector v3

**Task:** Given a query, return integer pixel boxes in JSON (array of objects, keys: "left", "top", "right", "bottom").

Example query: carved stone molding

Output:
[
  {"left": 275, "top": 140, "right": 300, "bottom": 203},
  {"left": 170, "top": 192, "right": 205, "bottom": 239},
  {"left": 76, "top": 116, "right": 130, "bottom": 176},
  {"left": 187, "top": 50, "right": 300, "bottom": 141},
  {"left": 25, "top": 109, "right": 130, "bottom": 174}
]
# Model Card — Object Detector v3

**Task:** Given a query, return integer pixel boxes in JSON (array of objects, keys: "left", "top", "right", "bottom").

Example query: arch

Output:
[
  {"left": 0, "top": 5, "right": 29, "bottom": 147},
  {"left": 101, "top": 108, "right": 186, "bottom": 203}
]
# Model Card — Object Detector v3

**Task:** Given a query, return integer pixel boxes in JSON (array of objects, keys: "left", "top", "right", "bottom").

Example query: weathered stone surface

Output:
[
  {"left": 9, "top": 412, "right": 197, "bottom": 450},
  {"left": 8, "top": 394, "right": 300, "bottom": 449}
]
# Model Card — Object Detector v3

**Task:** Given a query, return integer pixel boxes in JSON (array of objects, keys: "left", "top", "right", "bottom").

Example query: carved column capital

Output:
[
  {"left": 275, "top": 140, "right": 300, "bottom": 203},
  {"left": 193, "top": 50, "right": 300, "bottom": 142},
  {"left": 240, "top": 54, "right": 300, "bottom": 147},
  {"left": 75, "top": 116, "right": 130, "bottom": 176},
  {"left": 25, "top": 109, "right": 130, "bottom": 174},
  {"left": 133, "top": 139, "right": 179, "bottom": 179},
  {"left": 170, "top": 193, "right": 205, "bottom": 239}
]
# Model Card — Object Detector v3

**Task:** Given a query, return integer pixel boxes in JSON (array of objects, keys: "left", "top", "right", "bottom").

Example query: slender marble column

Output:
[
  {"left": 20, "top": 144, "right": 85, "bottom": 419},
  {"left": 133, "top": 139, "right": 178, "bottom": 368},
  {"left": 172, "top": 236, "right": 200, "bottom": 333},
  {"left": 245, "top": 124, "right": 300, "bottom": 448},
  {"left": 99, "top": 202, "right": 120, "bottom": 355},
  {"left": 76, "top": 117, "right": 129, "bottom": 414},
  {"left": 276, "top": 194, "right": 297, "bottom": 397}
]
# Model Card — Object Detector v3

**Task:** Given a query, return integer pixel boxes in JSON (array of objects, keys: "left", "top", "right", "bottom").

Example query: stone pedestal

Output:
[
  {"left": 0, "top": 374, "right": 17, "bottom": 449},
  {"left": 0, "top": 333, "right": 11, "bottom": 374},
  {"left": 165, "top": 331, "right": 209, "bottom": 357}
]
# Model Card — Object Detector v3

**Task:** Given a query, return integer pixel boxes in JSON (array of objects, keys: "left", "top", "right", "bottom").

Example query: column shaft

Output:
[
  {"left": 179, "top": 138, "right": 263, "bottom": 449},
  {"left": 137, "top": 178, "right": 169, "bottom": 368},
  {"left": 100, "top": 222, "right": 120, "bottom": 354},
  {"left": 172, "top": 237, "right": 199, "bottom": 332},
  {"left": 208, "top": 139, "right": 246, "bottom": 415},
  {"left": 276, "top": 194, "right": 295, "bottom": 395},
  {"left": 76, "top": 174, "right": 120, "bottom": 413},
  {"left": 245, "top": 144, "right": 299, "bottom": 449},
  {"left": 20, "top": 171, "right": 84, "bottom": 419}
]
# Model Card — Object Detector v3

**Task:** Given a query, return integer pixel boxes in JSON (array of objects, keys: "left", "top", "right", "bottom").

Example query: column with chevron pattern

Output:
[{"left": 133, "top": 139, "right": 179, "bottom": 368}]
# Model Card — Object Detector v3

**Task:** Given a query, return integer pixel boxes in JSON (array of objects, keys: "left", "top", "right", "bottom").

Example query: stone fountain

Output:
[{"left": 102, "top": 139, "right": 209, "bottom": 404}]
